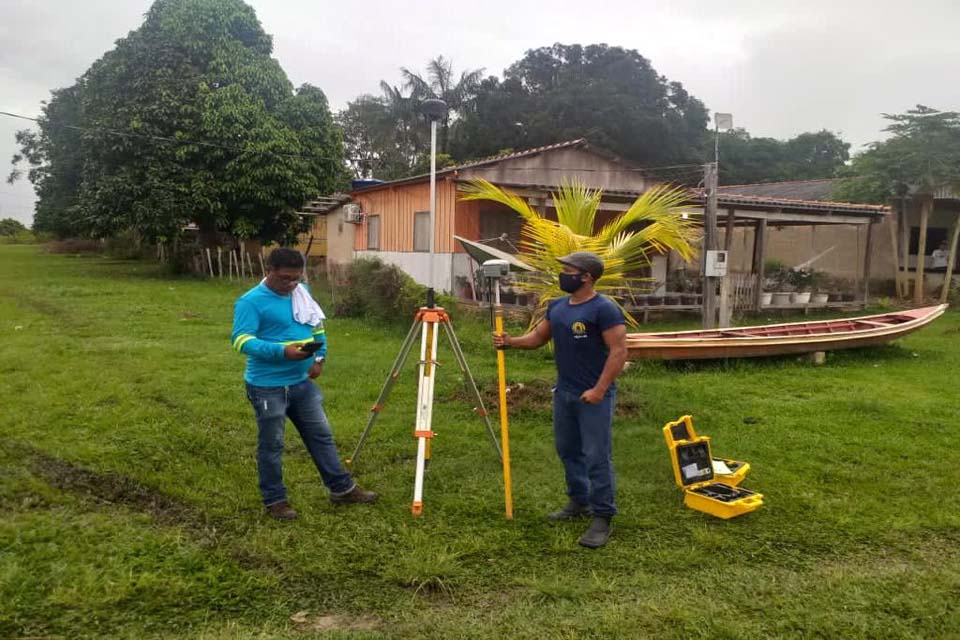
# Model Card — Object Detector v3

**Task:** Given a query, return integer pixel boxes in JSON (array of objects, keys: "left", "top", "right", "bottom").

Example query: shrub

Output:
[
  {"left": 333, "top": 258, "right": 456, "bottom": 321},
  {"left": 45, "top": 238, "right": 103, "bottom": 253},
  {"left": 763, "top": 259, "right": 790, "bottom": 290},
  {"left": 104, "top": 231, "right": 149, "bottom": 260},
  {"left": 0, "top": 230, "right": 41, "bottom": 245}
]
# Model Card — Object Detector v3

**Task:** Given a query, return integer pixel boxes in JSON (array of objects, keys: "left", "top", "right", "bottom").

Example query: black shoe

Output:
[
  {"left": 578, "top": 516, "right": 612, "bottom": 548},
  {"left": 265, "top": 501, "right": 298, "bottom": 521},
  {"left": 330, "top": 485, "right": 378, "bottom": 505},
  {"left": 547, "top": 500, "right": 591, "bottom": 521}
]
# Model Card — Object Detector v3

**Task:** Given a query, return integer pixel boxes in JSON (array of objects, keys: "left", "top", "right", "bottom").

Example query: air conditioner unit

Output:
[{"left": 344, "top": 203, "right": 364, "bottom": 224}]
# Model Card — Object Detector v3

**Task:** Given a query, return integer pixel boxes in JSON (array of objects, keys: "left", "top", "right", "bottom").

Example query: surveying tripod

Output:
[{"left": 346, "top": 292, "right": 502, "bottom": 516}]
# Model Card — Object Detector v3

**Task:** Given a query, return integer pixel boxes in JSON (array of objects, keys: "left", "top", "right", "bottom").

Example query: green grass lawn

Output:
[{"left": 2, "top": 244, "right": 959, "bottom": 639}]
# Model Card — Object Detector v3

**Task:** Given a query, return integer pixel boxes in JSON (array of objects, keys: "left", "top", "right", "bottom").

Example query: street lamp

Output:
[{"left": 421, "top": 98, "right": 448, "bottom": 301}]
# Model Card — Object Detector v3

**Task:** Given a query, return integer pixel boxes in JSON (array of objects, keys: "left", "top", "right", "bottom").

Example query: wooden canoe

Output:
[{"left": 626, "top": 305, "right": 948, "bottom": 360}]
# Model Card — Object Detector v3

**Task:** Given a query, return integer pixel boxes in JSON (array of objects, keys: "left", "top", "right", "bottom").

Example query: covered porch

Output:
[
  {"left": 887, "top": 187, "right": 960, "bottom": 304},
  {"left": 455, "top": 180, "right": 888, "bottom": 319}
]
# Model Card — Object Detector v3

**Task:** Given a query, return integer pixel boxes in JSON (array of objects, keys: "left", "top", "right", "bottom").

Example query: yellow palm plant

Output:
[{"left": 459, "top": 179, "right": 698, "bottom": 328}]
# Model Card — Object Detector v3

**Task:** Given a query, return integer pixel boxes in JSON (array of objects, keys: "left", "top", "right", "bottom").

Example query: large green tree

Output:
[
  {"left": 400, "top": 56, "right": 484, "bottom": 154},
  {"left": 9, "top": 0, "right": 345, "bottom": 243},
  {"left": 338, "top": 57, "right": 481, "bottom": 180},
  {"left": 834, "top": 106, "right": 960, "bottom": 204},
  {"left": 8, "top": 85, "right": 87, "bottom": 237},
  {"left": 0, "top": 218, "right": 28, "bottom": 236},
  {"left": 717, "top": 128, "right": 850, "bottom": 185},
  {"left": 451, "top": 43, "right": 710, "bottom": 167},
  {"left": 337, "top": 86, "right": 425, "bottom": 181}
]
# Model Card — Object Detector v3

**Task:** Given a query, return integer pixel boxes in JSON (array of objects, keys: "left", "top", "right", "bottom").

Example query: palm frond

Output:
[
  {"left": 427, "top": 56, "right": 452, "bottom": 94},
  {"left": 551, "top": 181, "right": 601, "bottom": 235},
  {"left": 458, "top": 179, "right": 541, "bottom": 224},
  {"left": 458, "top": 180, "right": 696, "bottom": 331},
  {"left": 597, "top": 183, "right": 690, "bottom": 241}
]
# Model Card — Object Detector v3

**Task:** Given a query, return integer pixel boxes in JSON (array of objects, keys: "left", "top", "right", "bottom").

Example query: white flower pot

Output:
[
  {"left": 761, "top": 292, "right": 773, "bottom": 306},
  {"left": 811, "top": 292, "right": 829, "bottom": 304},
  {"left": 792, "top": 292, "right": 812, "bottom": 304},
  {"left": 772, "top": 292, "right": 792, "bottom": 305}
]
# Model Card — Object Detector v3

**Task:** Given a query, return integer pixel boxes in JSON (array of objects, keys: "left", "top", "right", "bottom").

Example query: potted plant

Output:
[
  {"left": 764, "top": 260, "right": 791, "bottom": 305},
  {"left": 674, "top": 268, "right": 700, "bottom": 305},
  {"left": 810, "top": 271, "right": 830, "bottom": 304},
  {"left": 788, "top": 266, "right": 814, "bottom": 304}
]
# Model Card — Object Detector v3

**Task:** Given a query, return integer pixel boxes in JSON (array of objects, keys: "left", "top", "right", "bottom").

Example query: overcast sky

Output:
[{"left": 2, "top": 0, "right": 959, "bottom": 225}]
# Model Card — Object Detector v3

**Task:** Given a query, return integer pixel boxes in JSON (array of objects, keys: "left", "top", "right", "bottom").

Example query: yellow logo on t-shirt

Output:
[{"left": 571, "top": 321, "right": 587, "bottom": 336}]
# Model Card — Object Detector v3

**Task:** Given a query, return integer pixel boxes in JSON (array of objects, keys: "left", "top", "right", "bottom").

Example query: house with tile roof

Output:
[{"left": 298, "top": 141, "right": 891, "bottom": 309}]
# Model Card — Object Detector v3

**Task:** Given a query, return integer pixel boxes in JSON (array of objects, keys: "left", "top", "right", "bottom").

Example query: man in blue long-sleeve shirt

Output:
[{"left": 231, "top": 248, "right": 376, "bottom": 520}]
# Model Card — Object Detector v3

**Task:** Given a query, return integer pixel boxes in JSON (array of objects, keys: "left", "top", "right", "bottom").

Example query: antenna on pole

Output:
[
  {"left": 704, "top": 113, "right": 733, "bottom": 329},
  {"left": 420, "top": 99, "right": 449, "bottom": 298}
]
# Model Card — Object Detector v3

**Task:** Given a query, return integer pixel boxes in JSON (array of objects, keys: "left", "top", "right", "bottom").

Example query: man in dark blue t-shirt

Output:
[{"left": 493, "top": 252, "right": 627, "bottom": 548}]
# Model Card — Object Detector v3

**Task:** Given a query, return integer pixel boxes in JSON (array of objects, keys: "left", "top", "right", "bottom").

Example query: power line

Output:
[
  {"left": 451, "top": 165, "right": 704, "bottom": 176},
  {"left": 2, "top": 109, "right": 708, "bottom": 182},
  {"left": 0, "top": 110, "right": 351, "bottom": 164}
]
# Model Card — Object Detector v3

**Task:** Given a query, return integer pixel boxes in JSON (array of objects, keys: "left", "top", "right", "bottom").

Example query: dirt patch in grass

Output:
[
  {"left": 0, "top": 288, "right": 64, "bottom": 317},
  {"left": 16, "top": 444, "right": 296, "bottom": 577},
  {"left": 289, "top": 611, "right": 382, "bottom": 633},
  {"left": 25, "top": 445, "right": 197, "bottom": 526},
  {"left": 450, "top": 378, "right": 643, "bottom": 416}
]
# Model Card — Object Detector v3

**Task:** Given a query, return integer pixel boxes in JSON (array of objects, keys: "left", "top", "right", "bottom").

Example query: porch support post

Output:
[
  {"left": 888, "top": 201, "right": 904, "bottom": 298},
  {"left": 914, "top": 196, "right": 931, "bottom": 305},
  {"left": 862, "top": 220, "right": 875, "bottom": 306},
  {"left": 940, "top": 213, "right": 960, "bottom": 303},
  {"left": 752, "top": 219, "right": 767, "bottom": 311},
  {"left": 900, "top": 197, "right": 911, "bottom": 298},
  {"left": 724, "top": 208, "right": 736, "bottom": 252}
]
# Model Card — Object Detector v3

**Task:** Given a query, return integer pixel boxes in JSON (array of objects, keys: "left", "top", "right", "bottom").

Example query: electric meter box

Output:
[
  {"left": 704, "top": 250, "right": 728, "bottom": 277},
  {"left": 662, "top": 415, "right": 762, "bottom": 519}
]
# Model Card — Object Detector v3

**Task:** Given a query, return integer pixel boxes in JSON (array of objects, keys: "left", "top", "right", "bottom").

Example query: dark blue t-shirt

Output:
[{"left": 546, "top": 295, "right": 626, "bottom": 395}]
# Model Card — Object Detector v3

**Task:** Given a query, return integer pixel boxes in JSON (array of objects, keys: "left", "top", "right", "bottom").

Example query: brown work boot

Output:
[
  {"left": 265, "top": 501, "right": 298, "bottom": 521},
  {"left": 547, "top": 499, "right": 592, "bottom": 521},
  {"left": 330, "top": 485, "right": 378, "bottom": 505},
  {"left": 578, "top": 516, "right": 612, "bottom": 549}
]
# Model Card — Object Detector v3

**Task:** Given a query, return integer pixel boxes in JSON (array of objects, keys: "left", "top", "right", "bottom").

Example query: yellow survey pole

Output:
[{"left": 493, "top": 285, "right": 514, "bottom": 520}]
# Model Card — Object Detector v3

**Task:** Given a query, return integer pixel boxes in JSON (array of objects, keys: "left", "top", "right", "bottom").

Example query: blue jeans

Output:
[
  {"left": 245, "top": 380, "right": 355, "bottom": 505},
  {"left": 553, "top": 387, "right": 618, "bottom": 518}
]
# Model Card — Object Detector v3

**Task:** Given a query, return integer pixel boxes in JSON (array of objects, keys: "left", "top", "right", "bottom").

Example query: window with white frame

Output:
[
  {"left": 367, "top": 215, "right": 380, "bottom": 250},
  {"left": 414, "top": 211, "right": 430, "bottom": 252}
]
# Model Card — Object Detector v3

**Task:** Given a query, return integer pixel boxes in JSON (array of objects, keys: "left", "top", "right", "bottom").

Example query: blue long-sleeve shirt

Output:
[{"left": 231, "top": 283, "right": 327, "bottom": 387}]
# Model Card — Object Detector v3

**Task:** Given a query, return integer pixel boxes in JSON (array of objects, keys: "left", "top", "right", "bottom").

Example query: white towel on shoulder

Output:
[
  {"left": 261, "top": 279, "right": 326, "bottom": 327},
  {"left": 292, "top": 283, "right": 326, "bottom": 327}
]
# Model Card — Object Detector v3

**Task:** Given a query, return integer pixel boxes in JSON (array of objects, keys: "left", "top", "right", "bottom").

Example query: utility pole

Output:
[
  {"left": 702, "top": 162, "right": 720, "bottom": 329},
  {"left": 708, "top": 112, "right": 733, "bottom": 328}
]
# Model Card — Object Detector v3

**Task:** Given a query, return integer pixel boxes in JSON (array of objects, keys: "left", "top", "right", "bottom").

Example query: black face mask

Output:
[{"left": 558, "top": 272, "right": 585, "bottom": 293}]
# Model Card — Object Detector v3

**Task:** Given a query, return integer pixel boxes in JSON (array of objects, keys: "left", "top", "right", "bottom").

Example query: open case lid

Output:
[
  {"left": 669, "top": 437, "right": 716, "bottom": 488},
  {"left": 662, "top": 415, "right": 699, "bottom": 448}
]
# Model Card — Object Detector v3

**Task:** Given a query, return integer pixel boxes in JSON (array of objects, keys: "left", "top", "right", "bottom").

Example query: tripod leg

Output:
[
  {"left": 347, "top": 318, "right": 422, "bottom": 466},
  {"left": 441, "top": 319, "right": 503, "bottom": 461},
  {"left": 411, "top": 316, "right": 440, "bottom": 516}
]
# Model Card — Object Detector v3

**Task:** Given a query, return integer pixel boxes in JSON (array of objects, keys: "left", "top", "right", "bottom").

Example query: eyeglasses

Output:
[{"left": 270, "top": 273, "right": 303, "bottom": 284}]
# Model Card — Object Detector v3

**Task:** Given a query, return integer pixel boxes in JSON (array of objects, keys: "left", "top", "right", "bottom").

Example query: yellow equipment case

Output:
[{"left": 662, "top": 415, "right": 763, "bottom": 519}]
